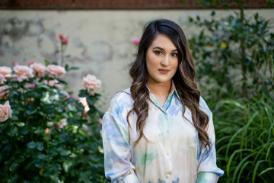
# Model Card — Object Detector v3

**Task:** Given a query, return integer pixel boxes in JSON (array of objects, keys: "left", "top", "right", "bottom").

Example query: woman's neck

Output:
[{"left": 147, "top": 80, "right": 172, "bottom": 105}]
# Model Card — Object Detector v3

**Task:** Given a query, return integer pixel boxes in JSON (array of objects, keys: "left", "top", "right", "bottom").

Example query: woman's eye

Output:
[
  {"left": 153, "top": 50, "right": 161, "bottom": 55},
  {"left": 171, "top": 53, "right": 178, "bottom": 57}
]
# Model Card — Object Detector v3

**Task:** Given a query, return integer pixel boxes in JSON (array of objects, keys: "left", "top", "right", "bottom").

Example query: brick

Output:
[{"left": 0, "top": 0, "right": 271, "bottom": 10}]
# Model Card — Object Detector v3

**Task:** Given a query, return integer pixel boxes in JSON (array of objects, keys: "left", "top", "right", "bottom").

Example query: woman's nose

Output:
[{"left": 160, "top": 55, "right": 170, "bottom": 66}]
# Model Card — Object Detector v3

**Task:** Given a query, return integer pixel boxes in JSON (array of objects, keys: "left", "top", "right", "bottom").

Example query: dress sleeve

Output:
[
  {"left": 197, "top": 97, "right": 224, "bottom": 183},
  {"left": 101, "top": 92, "right": 139, "bottom": 183}
]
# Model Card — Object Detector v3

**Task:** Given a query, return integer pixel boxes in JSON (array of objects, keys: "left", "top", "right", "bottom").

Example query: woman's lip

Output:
[{"left": 158, "top": 69, "right": 170, "bottom": 74}]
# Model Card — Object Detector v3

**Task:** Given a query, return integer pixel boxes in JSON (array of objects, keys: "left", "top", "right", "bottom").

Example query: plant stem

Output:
[{"left": 59, "top": 44, "right": 64, "bottom": 66}]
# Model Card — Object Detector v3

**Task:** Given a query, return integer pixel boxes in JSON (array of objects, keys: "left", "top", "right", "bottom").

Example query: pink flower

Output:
[
  {"left": 59, "top": 34, "right": 69, "bottom": 45},
  {"left": 30, "top": 63, "right": 47, "bottom": 77},
  {"left": 48, "top": 79, "right": 59, "bottom": 87},
  {"left": 47, "top": 65, "right": 66, "bottom": 77},
  {"left": 13, "top": 65, "right": 33, "bottom": 81},
  {"left": 83, "top": 74, "right": 101, "bottom": 95},
  {"left": 132, "top": 38, "right": 140, "bottom": 46},
  {"left": 0, "top": 85, "right": 9, "bottom": 99},
  {"left": 79, "top": 97, "right": 90, "bottom": 114},
  {"left": 47, "top": 79, "right": 63, "bottom": 89},
  {"left": 0, "top": 101, "right": 12, "bottom": 123},
  {"left": 0, "top": 66, "right": 12, "bottom": 79}
]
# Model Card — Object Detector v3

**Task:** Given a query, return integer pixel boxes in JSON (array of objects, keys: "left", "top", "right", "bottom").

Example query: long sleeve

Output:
[
  {"left": 101, "top": 92, "right": 139, "bottom": 183},
  {"left": 197, "top": 97, "right": 224, "bottom": 183}
]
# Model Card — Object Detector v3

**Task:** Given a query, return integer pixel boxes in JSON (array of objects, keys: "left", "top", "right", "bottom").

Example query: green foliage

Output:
[
  {"left": 189, "top": 11, "right": 273, "bottom": 99},
  {"left": 0, "top": 65, "right": 106, "bottom": 182},
  {"left": 188, "top": 10, "right": 274, "bottom": 183},
  {"left": 213, "top": 95, "right": 274, "bottom": 183}
]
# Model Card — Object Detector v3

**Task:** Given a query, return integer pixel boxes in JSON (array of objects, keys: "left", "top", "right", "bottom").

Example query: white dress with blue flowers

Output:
[{"left": 101, "top": 85, "right": 224, "bottom": 183}]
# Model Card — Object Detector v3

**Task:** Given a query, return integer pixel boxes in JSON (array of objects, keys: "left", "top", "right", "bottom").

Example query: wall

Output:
[{"left": 0, "top": 9, "right": 273, "bottom": 109}]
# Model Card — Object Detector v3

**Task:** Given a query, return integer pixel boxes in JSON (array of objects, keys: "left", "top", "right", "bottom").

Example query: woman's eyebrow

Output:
[
  {"left": 152, "top": 46, "right": 164, "bottom": 50},
  {"left": 153, "top": 46, "right": 177, "bottom": 52}
]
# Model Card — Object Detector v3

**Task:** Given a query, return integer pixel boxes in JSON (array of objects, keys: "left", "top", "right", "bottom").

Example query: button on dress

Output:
[{"left": 102, "top": 85, "right": 224, "bottom": 183}]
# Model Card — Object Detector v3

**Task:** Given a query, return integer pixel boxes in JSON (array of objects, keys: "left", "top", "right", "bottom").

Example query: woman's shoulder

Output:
[
  {"left": 111, "top": 87, "right": 132, "bottom": 101},
  {"left": 108, "top": 87, "right": 133, "bottom": 110}
]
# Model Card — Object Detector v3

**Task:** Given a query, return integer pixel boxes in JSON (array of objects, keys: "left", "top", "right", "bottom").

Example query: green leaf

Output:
[
  {"left": 63, "top": 160, "right": 73, "bottom": 172},
  {"left": 36, "top": 142, "right": 44, "bottom": 151},
  {"left": 86, "top": 96, "right": 96, "bottom": 106},
  {"left": 38, "top": 154, "right": 46, "bottom": 160},
  {"left": 27, "top": 141, "right": 36, "bottom": 149},
  {"left": 78, "top": 89, "right": 88, "bottom": 97}
]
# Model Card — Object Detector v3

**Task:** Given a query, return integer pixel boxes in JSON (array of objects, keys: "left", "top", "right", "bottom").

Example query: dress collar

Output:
[{"left": 145, "top": 81, "right": 180, "bottom": 112}]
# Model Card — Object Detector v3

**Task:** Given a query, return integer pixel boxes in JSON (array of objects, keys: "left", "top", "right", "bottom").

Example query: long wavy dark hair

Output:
[{"left": 127, "top": 19, "right": 210, "bottom": 149}]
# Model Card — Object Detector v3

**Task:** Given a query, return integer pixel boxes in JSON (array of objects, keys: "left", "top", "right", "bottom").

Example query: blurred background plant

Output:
[
  {"left": 214, "top": 94, "right": 273, "bottom": 183},
  {"left": 189, "top": 11, "right": 273, "bottom": 99},
  {"left": 187, "top": 1, "right": 274, "bottom": 182},
  {"left": 0, "top": 35, "right": 106, "bottom": 182}
]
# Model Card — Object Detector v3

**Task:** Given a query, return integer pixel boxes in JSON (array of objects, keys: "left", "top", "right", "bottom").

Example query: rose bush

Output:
[{"left": 0, "top": 63, "right": 106, "bottom": 182}]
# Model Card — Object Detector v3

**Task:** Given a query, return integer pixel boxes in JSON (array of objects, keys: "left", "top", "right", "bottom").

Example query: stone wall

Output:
[{"left": 0, "top": 10, "right": 273, "bottom": 110}]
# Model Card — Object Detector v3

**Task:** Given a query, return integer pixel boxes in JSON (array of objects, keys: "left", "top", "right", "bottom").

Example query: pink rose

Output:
[
  {"left": 47, "top": 79, "right": 59, "bottom": 87},
  {"left": 132, "top": 38, "right": 140, "bottom": 46},
  {"left": 13, "top": 65, "right": 33, "bottom": 81},
  {"left": 47, "top": 65, "right": 66, "bottom": 77},
  {"left": 59, "top": 34, "right": 69, "bottom": 45},
  {"left": 30, "top": 63, "right": 47, "bottom": 77},
  {"left": 0, "top": 66, "right": 12, "bottom": 79},
  {"left": 47, "top": 79, "right": 63, "bottom": 89},
  {"left": 0, "top": 101, "right": 12, "bottom": 122},
  {"left": 0, "top": 85, "right": 9, "bottom": 99},
  {"left": 83, "top": 74, "right": 101, "bottom": 95}
]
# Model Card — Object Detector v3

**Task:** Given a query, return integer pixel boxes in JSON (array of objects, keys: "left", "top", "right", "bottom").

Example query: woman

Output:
[{"left": 102, "top": 19, "right": 224, "bottom": 183}]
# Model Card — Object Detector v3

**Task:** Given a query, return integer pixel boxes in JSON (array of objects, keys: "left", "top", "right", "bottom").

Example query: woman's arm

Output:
[
  {"left": 101, "top": 92, "right": 139, "bottom": 183},
  {"left": 197, "top": 97, "right": 224, "bottom": 183}
]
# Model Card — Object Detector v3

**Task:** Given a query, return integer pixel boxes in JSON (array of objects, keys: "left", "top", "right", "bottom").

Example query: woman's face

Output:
[{"left": 146, "top": 33, "right": 179, "bottom": 85}]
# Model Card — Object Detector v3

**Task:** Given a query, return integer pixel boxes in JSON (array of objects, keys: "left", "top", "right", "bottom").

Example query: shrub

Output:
[
  {"left": 0, "top": 63, "right": 105, "bottom": 182},
  {"left": 189, "top": 11, "right": 273, "bottom": 99},
  {"left": 188, "top": 11, "right": 274, "bottom": 183}
]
